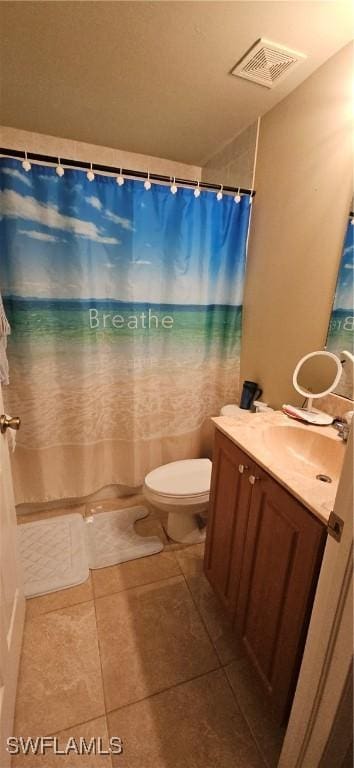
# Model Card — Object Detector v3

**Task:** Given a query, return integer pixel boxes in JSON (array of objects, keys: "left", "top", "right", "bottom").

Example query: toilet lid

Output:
[{"left": 145, "top": 459, "right": 212, "bottom": 498}]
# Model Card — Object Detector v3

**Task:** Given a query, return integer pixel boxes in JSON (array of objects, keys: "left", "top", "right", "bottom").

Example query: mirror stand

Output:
[{"left": 283, "top": 350, "right": 343, "bottom": 425}]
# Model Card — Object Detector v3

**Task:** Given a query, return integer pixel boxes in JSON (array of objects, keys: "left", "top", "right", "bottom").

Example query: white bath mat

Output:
[
  {"left": 18, "top": 514, "right": 88, "bottom": 598},
  {"left": 85, "top": 506, "right": 164, "bottom": 569},
  {"left": 18, "top": 506, "right": 164, "bottom": 597}
]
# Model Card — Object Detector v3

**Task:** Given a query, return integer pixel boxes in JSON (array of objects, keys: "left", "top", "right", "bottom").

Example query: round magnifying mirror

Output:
[{"left": 293, "top": 351, "right": 342, "bottom": 410}]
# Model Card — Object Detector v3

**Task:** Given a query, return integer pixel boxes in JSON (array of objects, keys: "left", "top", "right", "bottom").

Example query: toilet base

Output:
[{"left": 167, "top": 510, "right": 207, "bottom": 545}]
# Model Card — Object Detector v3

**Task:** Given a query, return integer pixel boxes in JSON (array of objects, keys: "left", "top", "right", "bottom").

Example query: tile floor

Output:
[{"left": 13, "top": 495, "right": 284, "bottom": 767}]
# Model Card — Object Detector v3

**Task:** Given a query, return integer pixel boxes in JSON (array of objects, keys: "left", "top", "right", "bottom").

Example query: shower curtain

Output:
[{"left": 0, "top": 158, "right": 251, "bottom": 504}]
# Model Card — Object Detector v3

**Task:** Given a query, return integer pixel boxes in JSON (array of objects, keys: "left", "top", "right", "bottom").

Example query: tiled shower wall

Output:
[{"left": 201, "top": 121, "right": 258, "bottom": 190}]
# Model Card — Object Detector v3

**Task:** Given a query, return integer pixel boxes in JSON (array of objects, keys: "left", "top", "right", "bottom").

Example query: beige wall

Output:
[
  {"left": 0, "top": 126, "right": 201, "bottom": 181},
  {"left": 202, "top": 121, "right": 258, "bottom": 190},
  {"left": 241, "top": 43, "right": 353, "bottom": 408}
]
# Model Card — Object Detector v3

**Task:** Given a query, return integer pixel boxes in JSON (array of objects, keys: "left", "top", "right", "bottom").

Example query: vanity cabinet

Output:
[{"left": 204, "top": 428, "right": 327, "bottom": 723}]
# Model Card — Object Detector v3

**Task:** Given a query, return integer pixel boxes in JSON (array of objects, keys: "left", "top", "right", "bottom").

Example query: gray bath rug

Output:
[{"left": 18, "top": 506, "right": 163, "bottom": 598}]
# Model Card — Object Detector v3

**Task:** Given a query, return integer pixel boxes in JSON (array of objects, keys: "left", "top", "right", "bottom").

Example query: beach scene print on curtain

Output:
[
  {"left": 0, "top": 158, "right": 251, "bottom": 503},
  {"left": 326, "top": 215, "right": 354, "bottom": 399}
]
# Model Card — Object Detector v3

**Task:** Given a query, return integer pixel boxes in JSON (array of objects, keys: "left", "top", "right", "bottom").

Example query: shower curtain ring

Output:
[
  {"left": 216, "top": 185, "right": 223, "bottom": 201},
  {"left": 87, "top": 162, "right": 95, "bottom": 182},
  {"left": 56, "top": 157, "right": 64, "bottom": 177},
  {"left": 22, "top": 151, "right": 31, "bottom": 172},
  {"left": 117, "top": 168, "right": 125, "bottom": 186}
]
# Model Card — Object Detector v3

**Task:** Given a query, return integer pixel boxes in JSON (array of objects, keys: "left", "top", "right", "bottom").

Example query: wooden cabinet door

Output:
[
  {"left": 235, "top": 465, "right": 326, "bottom": 723},
  {"left": 204, "top": 430, "right": 253, "bottom": 616}
]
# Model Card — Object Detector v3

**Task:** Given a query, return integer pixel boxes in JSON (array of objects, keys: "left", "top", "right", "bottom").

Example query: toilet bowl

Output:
[{"left": 144, "top": 458, "right": 212, "bottom": 544}]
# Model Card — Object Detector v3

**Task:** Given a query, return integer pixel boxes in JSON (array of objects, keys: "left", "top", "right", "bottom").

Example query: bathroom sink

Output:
[{"left": 263, "top": 426, "right": 345, "bottom": 481}]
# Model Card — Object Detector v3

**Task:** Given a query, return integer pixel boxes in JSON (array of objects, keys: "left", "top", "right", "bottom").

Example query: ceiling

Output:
[{"left": 0, "top": 1, "right": 352, "bottom": 165}]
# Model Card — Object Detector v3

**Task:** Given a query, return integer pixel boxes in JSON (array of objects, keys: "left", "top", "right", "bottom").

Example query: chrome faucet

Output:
[{"left": 333, "top": 418, "right": 350, "bottom": 442}]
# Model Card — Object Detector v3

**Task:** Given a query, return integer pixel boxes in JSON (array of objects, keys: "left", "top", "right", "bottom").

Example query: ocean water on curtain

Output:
[
  {"left": 326, "top": 216, "right": 354, "bottom": 399},
  {"left": 0, "top": 158, "right": 250, "bottom": 501}
]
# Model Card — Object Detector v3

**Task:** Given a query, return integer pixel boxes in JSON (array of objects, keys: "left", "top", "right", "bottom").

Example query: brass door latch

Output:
[
  {"left": 327, "top": 511, "right": 344, "bottom": 542},
  {"left": 0, "top": 415, "right": 21, "bottom": 434}
]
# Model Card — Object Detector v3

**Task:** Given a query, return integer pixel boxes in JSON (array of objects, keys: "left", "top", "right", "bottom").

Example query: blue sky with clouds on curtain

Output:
[{"left": 0, "top": 158, "right": 249, "bottom": 307}]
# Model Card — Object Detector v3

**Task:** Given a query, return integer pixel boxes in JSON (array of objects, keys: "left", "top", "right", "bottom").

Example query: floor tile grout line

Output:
[
  {"left": 179, "top": 554, "right": 273, "bottom": 767},
  {"left": 25, "top": 595, "right": 95, "bottom": 623},
  {"left": 20, "top": 542, "right": 223, "bottom": 740},
  {"left": 94, "top": 567, "right": 220, "bottom": 719},
  {"left": 25, "top": 560, "right": 184, "bottom": 620},
  {"left": 180, "top": 566, "right": 227, "bottom": 667},
  {"left": 85, "top": 596, "right": 110, "bottom": 729},
  {"left": 15, "top": 603, "right": 108, "bottom": 745},
  {"left": 18, "top": 546, "right": 268, "bottom": 767},
  {"left": 221, "top": 665, "right": 271, "bottom": 768},
  {"left": 25, "top": 583, "right": 93, "bottom": 618},
  {"left": 104, "top": 665, "right": 223, "bottom": 720},
  {"left": 92, "top": 563, "right": 183, "bottom": 601},
  {"left": 94, "top": 571, "right": 186, "bottom": 607},
  {"left": 42, "top": 713, "right": 109, "bottom": 740},
  {"left": 92, "top": 590, "right": 113, "bottom": 720},
  {"left": 17, "top": 525, "right": 222, "bottom": 757}
]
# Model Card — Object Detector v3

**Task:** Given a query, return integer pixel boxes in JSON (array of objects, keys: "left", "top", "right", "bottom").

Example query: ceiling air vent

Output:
[{"left": 231, "top": 38, "right": 306, "bottom": 89}]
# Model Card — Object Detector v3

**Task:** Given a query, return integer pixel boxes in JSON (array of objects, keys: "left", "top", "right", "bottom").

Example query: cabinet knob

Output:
[
  {"left": 238, "top": 464, "right": 249, "bottom": 474},
  {"left": 249, "top": 475, "right": 260, "bottom": 485}
]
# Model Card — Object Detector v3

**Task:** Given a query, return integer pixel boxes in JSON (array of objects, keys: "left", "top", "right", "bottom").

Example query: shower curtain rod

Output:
[{"left": 0, "top": 147, "right": 256, "bottom": 197}]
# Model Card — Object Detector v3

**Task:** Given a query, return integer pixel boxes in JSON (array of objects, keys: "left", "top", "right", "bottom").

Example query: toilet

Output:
[
  {"left": 144, "top": 458, "right": 212, "bottom": 544},
  {"left": 143, "top": 405, "right": 248, "bottom": 544}
]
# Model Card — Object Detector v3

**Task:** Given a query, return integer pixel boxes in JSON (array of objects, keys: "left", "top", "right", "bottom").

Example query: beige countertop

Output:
[{"left": 212, "top": 410, "right": 347, "bottom": 525}]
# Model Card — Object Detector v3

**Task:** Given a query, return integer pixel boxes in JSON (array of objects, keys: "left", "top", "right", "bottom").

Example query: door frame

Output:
[
  {"left": 0, "top": 384, "right": 26, "bottom": 768},
  {"left": 278, "top": 427, "right": 353, "bottom": 767}
]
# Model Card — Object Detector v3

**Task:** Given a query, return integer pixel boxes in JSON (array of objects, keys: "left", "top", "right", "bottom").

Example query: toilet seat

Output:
[
  {"left": 144, "top": 488, "right": 210, "bottom": 508},
  {"left": 144, "top": 459, "right": 212, "bottom": 499}
]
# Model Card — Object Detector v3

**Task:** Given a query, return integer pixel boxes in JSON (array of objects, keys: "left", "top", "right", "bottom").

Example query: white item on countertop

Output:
[
  {"left": 253, "top": 400, "right": 274, "bottom": 413},
  {"left": 282, "top": 404, "right": 334, "bottom": 426},
  {"left": 220, "top": 404, "right": 246, "bottom": 417}
]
